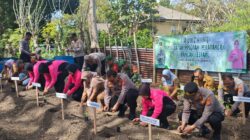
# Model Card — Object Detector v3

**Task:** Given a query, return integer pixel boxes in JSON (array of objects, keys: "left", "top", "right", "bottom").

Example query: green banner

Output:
[{"left": 154, "top": 31, "right": 247, "bottom": 73}]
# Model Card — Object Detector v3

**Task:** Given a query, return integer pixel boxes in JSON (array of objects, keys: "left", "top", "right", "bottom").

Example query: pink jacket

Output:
[
  {"left": 44, "top": 60, "right": 66, "bottom": 89},
  {"left": 141, "top": 88, "right": 171, "bottom": 119},
  {"left": 28, "top": 60, "right": 47, "bottom": 85},
  {"left": 228, "top": 48, "right": 244, "bottom": 69},
  {"left": 63, "top": 69, "right": 82, "bottom": 96}
]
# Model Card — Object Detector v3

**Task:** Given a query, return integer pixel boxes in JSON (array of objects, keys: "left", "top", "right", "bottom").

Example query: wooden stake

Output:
[
  {"left": 148, "top": 124, "right": 152, "bottom": 140},
  {"left": 0, "top": 78, "right": 2, "bottom": 93},
  {"left": 14, "top": 80, "right": 19, "bottom": 97},
  {"left": 61, "top": 99, "right": 64, "bottom": 120},
  {"left": 93, "top": 108, "right": 97, "bottom": 135},
  {"left": 242, "top": 102, "right": 246, "bottom": 124},
  {"left": 36, "top": 87, "right": 39, "bottom": 106}
]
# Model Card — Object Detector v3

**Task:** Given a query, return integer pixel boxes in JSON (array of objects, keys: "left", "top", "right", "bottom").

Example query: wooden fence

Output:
[{"left": 102, "top": 46, "right": 250, "bottom": 86}]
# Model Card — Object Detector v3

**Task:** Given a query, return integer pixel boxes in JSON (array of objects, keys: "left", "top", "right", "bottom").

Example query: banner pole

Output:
[{"left": 153, "top": 45, "right": 156, "bottom": 84}]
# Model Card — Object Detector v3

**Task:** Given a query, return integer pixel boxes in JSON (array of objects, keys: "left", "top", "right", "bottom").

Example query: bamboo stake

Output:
[
  {"left": 14, "top": 80, "right": 19, "bottom": 97},
  {"left": 148, "top": 124, "right": 152, "bottom": 140},
  {"left": 93, "top": 108, "right": 97, "bottom": 135}
]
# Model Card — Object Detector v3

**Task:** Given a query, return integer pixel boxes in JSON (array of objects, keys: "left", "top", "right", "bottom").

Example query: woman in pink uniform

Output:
[
  {"left": 24, "top": 60, "right": 47, "bottom": 91},
  {"left": 228, "top": 40, "right": 244, "bottom": 69},
  {"left": 133, "top": 83, "right": 176, "bottom": 129},
  {"left": 38, "top": 60, "right": 69, "bottom": 94},
  {"left": 63, "top": 64, "right": 83, "bottom": 101}
]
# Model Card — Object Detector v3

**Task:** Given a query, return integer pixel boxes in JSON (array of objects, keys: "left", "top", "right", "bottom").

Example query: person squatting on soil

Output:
[
  {"left": 133, "top": 83, "right": 176, "bottom": 129},
  {"left": 104, "top": 70, "right": 138, "bottom": 120},
  {"left": 178, "top": 82, "right": 224, "bottom": 140},
  {"left": 105, "top": 55, "right": 119, "bottom": 73},
  {"left": 24, "top": 61, "right": 47, "bottom": 91},
  {"left": 218, "top": 73, "right": 250, "bottom": 117},
  {"left": 82, "top": 52, "right": 106, "bottom": 76},
  {"left": 161, "top": 69, "right": 180, "bottom": 100},
  {"left": 80, "top": 71, "right": 105, "bottom": 109},
  {"left": 192, "top": 68, "right": 215, "bottom": 92},
  {"left": 63, "top": 64, "right": 83, "bottom": 101},
  {"left": 38, "top": 60, "right": 69, "bottom": 94}
]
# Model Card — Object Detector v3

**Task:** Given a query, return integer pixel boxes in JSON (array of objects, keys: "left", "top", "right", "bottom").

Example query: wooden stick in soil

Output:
[
  {"left": 61, "top": 98, "right": 65, "bottom": 120},
  {"left": 14, "top": 80, "right": 19, "bottom": 97},
  {"left": 0, "top": 78, "right": 2, "bottom": 93},
  {"left": 242, "top": 102, "right": 246, "bottom": 124},
  {"left": 36, "top": 86, "right": 39, "bottom": 106},
  {"left": 148, "top": 124, "right": 152, "bottom": 140},
  {"left": 93, "top": 108, "right": 97, "bottom": 135}
]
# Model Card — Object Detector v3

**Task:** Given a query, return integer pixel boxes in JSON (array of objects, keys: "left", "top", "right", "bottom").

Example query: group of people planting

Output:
[{"left": 1, "top": 32, "right": 250, "bottom": 140}]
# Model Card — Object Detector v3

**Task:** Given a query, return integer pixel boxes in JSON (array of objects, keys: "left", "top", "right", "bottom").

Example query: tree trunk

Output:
[
  {"left": 88, "top": 0, "right": 99, "bottom": 52},
  {"left": 33, "top": 35, "right": 39, "bottom": 49},
  {"left": 133, "top": 32, "right": 140, "bottom": 74}
]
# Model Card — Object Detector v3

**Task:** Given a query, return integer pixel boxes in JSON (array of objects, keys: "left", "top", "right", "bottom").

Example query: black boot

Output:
[
  {"left": 198, "top": 125, "right": 210, "bottom": 137},
  {"left": 212, "top": 133, "right": 221, "bottom": 140},
  {"left": 118, "top": 105, "right": 127, "bottom": 117},
  {"left": 160, "top": 119, "right": 169, "bottom": 129},
  {"left": 128, "top": 108, "right": 136, "bottom": 120}
]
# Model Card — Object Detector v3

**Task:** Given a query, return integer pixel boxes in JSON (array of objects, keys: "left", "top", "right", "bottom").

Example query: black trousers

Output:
[
  {"left": 109, "top": 88, "right": 139, "bottom": 116},
  {"left": 147, "top": 96, "right": 176, "bottom": 127},
  {"left": 20, "top": 53, "right": 30, "bottom": 63},
  {"left": 74, "top": 56, "right": 84, "bottom": 69},
  {"left": 224, "top": 91, "right": 250, "bottom": 117},
  {"left": 38, "top": 74, "right": 46, "bottom": 91},
  {"left": 68, "top": 84, "right": 83, "bottom": 102},
  {"left": 54, "top": 63, "right": 69, "bottom": 92},
  {"left": 178, "top": 110, "right": 224, "bottom": 140}
]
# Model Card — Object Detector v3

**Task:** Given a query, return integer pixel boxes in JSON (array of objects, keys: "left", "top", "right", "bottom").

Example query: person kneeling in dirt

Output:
[
  {"left": 161, "top": 69, "right": 180, "bottom": 100},
  {"left": 82, "top": 52, "right": 106, "bottom": 76},
  {"left": 63, "top": 64, "right": 83, "bottom": 101},
  {"left": 218, "top": 73, "right": 250, "bottom": 117},
  {"left": 133, "top": 83, "right": 176, "bottom": 129},
  {"left": 38, "top": 60, "right": 69, "bottom": 94},
  {"left": 178, "top": 82, "right": 224, "bottom": 140},
  {"left": 192, "top": 68, "right": 215, "bottom": 92},
  {"left": 80, "top": 71, "right": 105, "bottom": 108},
  {"left": 24, "top": 61, "right": 47, "bottom": 91},
  {"left": 104, "top": 70, "right": 138, "bottom": 120}
]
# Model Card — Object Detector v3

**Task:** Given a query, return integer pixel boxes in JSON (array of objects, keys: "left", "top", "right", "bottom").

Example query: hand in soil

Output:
[
  {"left": 182, "top": 125, "right": 195, "bottom": 134},
  {"left": 103, "top": 105, "right": 109, "bottom": 111},
  {"left": 225, "top": 109, "right": 232, "bottom": 117},
  {"left": 132, "top": 118, "right": 140, "bottom": 122},
  {"left": 140, "top": 122, "right": 148, "bottom": 127}
]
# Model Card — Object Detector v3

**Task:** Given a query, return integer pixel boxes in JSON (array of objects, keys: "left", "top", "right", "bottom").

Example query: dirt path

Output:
[{"left": 0, "top": 85, "right": 249, "bottom": 140}]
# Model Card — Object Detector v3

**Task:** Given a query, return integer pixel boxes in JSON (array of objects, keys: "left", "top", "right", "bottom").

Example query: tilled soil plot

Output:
[{"left": 0, "top": 84, "right": 249, "bottom": 140}]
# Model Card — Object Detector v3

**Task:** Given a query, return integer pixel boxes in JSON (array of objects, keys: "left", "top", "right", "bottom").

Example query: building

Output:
[{"left": 97, "top": 6, "right": 202, "bottom": 35}]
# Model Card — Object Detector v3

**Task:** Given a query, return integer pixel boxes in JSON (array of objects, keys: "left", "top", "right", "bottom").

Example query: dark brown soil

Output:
[{"left": 0, "top": 84, "right": 249, "bottom": 140}]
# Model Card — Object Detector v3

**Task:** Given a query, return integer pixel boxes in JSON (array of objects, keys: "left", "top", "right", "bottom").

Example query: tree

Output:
[
  {"left": 27, "top": 0, "right": 47, "bottom": 48},
  {"left": 209, "top": 1, "right": 250, "bottom": 48},
  {"left": 88, "top": 0, "right": 99, "bottom": 51},
  {"left": 105, "top": 0, "right": 158, "bottom": 73},
  {"left": 173, "top": 0, "right": 241, "bottom": 32},
  {"left": 0, "top": 0, "right": 17, "bottom": 35},
  {"left": 159, "top": 0, "right": 172, "bottom": 8}
]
